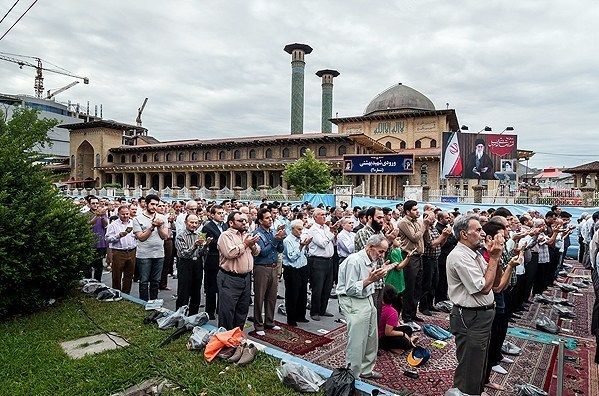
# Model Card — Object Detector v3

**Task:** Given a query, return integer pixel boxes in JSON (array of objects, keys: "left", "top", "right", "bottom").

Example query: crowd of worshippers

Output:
[{"left": 79, "top": 195, "right": 599, "bottom": 394}]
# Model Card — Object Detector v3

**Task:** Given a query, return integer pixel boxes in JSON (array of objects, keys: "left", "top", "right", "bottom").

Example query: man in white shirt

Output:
[{"left": 105, "top": 205, "right": 137, "bottom": 293}]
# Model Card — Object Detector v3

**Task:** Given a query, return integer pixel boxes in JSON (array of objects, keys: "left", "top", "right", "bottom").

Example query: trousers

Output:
[
  {"left": 176, "top": 257, "right": 203, "bottom": 315},
  {"left": 308, "top": 257, "right": 333, "bottom": 316},
  {"left": 402, "top": 254, "right": 422, "bottom": 322},
  {"left": 111, "top": 249, "right": 136, "bottom": 293},
  {"left": 217, "top": 270, "right": 251, "bottom": 331},
  {"left": 252, "top": 265, "right": 279, "bottom": 331},
  {"left": 339, "top": 295, "right": 378, "bottom": 377}
]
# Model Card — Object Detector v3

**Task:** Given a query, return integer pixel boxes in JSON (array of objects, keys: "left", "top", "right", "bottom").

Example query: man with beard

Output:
[
  {"left": 465, "top": 138, "right": 495, "bottom": 180},
  {"left": 445, "top": 214, "right": 503, "bottom": 396}
]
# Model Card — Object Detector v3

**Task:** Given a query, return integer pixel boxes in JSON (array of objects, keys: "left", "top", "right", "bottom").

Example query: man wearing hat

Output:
[{"left": 465, "top": 138, "right": 494, "bottom": 179}]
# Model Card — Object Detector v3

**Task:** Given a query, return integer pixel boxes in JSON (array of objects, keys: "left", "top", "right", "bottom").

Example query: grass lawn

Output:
[{"left": 0, "top": 293, "right": 321, "bottom": 396}]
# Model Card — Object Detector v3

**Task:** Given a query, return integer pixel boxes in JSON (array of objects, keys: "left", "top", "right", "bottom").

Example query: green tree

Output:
[
  {"left": 283, "top": 148, "right": 332, "bottom": 195},
  {"left": 0, "top": 107, "right": 94, "bottom": 318}
]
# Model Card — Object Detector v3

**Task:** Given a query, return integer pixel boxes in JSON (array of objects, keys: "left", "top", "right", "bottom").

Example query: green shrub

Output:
[{"left": 0, "top": 108, "right": 94, "bottom": 319}]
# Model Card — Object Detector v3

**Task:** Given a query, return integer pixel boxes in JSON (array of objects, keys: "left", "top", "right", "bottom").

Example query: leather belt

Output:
[
  {"left": 219, "top": 268, "right": 250, "bottom": 278},
  {"left": 256, "top": 263, "right": 277, "bottom": 268},
  {"left": 455, "top": 303, "right": 495, "bottom": 311}
]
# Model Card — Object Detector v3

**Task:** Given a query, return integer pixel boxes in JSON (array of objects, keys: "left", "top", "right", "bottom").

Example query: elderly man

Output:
[
  {"left": 337, "top": 234, "right": 393, "bottom": 379},
  {"left": 445, "top": 214, "right": 503, "bottom": 396},
  {"left": 283, "top": 219, "right": 313, "bottom": 326},
  {"left": 217, "top": 211, "right": 261, "bottom": 330},
  {"left": 105, "top": 205, "right": 137, "bottom": 293}
]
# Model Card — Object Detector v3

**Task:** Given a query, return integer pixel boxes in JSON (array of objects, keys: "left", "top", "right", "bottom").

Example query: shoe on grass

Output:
[{"left": 236, "top": 343, "right": 257, "bottom": 366}]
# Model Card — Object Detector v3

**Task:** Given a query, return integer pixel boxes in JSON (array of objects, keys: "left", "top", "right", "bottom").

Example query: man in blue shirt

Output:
[
  {"left": 253, "top": 208, "right": 286, "bottom": 335},
  {"left": 283, "top": 219, "right": 313, "bottom": 326}
]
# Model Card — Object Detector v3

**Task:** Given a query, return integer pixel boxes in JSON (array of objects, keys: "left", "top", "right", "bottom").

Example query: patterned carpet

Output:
[{"left": 248, "top": 320, "right": 334, "bottom": 355}]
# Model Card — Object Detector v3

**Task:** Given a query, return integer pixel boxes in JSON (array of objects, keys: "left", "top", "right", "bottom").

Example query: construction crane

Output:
[
  {"left": 47, "top": 81, "right": 79, "bottom": 99},
  {"left": 0, "top": 52, "right": 89, "bottom": 98},
  {"left": 136, "top": 97, "right": 148, "bottom": 126}
]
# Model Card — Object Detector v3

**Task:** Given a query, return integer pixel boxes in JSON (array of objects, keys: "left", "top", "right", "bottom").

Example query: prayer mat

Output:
[
  {"left": 248, "top": 321, "right": 334, "bottom": 355},
  {"left": 507, "top": 326, "right": 578, "bottom": 350},
  {"left": 547, "top": 340, "right": 598, "bottom": 396}
]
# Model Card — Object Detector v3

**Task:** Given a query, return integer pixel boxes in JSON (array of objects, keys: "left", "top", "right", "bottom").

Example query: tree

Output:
[
  {"left": 283, "top": 148, "right": 332, "bottom": 195},
  {"left": 0, "top": 107, "right": 94, "bottom": 318}
]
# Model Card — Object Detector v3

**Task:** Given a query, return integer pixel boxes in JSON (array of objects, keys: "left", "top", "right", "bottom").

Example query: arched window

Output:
[
  {"left": 234, "top": 150, "right": 241, "bottom": 160},
  {"left": 142, "top": 154, "right": 148, "bottom": 162},
  {"left": 249, "top": 149, "right": 256, "bottom": 159},
  {"left": 165, "top": 153, "right": 171, "bottom": 161},
  {"left": 153, "top": 153, "right": 160, "bottom": 162},
  {"left": 107, "top": 154, "right": 113, "bottom": 163},
  {"left": 299, "top": 147, "right": 308, "bottom": 157},
  {"left": 318, "top": 146, "right": 327, "bottom": 157},
  {"left": 178, "top": 152, "right": 184, "bottom": 161},
  {"left": 95, "top": 154, "right": 100, "bottom": 167},
  {"left": 338, "top": 145, "right": 347, "bottom": 155},
  {"left": 415, "top": 140, "right": 422, "bottom": 149},
  {"left": 204, "top": 151, "right": 212, "bottom": 161},
  {"left": 430, "top": 139, "right": 437, "bottom": 148},
  {"left": 120, "top": 155, "right": 126, "bottom": 163},
  {"left": 282, "top": 148, "right": 290, "bottom": 158},
  {"left": 131, "top": 154, "right": 137, "bottom": 163},
  {"left": 265, "top": 148, "right": 273, "bottom": 158},
  {"left": 400, "top": 141, "right": 406, "bottom": 149},
  {"left": 219, "top": 151, "right": 226, "bottom": 160},
  {"left": 191, "top": 151, "right": 198, "bottom": 161},
  {"left": 385, "top": 142, "right": 392, "bottom": 149}
]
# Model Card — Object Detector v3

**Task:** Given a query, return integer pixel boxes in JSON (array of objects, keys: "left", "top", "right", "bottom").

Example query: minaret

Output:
[
  {"left": 283, "top": 43, "right": 313, "bottom": 134},
  {"left": 315, "top": 69, "right": 340, "bottom": 133}
]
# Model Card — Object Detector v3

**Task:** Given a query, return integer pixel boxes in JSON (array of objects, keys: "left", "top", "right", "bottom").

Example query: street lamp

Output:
[
  {"left": 499, "top": 126, "right": 514, "bottom": 135},
  {"left": 460, "top": 125, "right": 492, "bottom": 133}
]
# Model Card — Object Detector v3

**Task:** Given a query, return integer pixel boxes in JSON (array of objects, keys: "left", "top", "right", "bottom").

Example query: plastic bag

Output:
[
  {"left": 276, "top": 361, "right": 325, "bottom": 393},
  {"left": 423, "top": 324, "right": 452, "bottom": 340},
  {"left": 535, "top": 315, "right": 559, "bottom": 334},
  {"left": 323, "top": 365, "right": 356, "bottom": 396},
  {"left": 187, "top": 326, "right": 212, "bottom": 350},
  {"left": 434, "top": 300, "right": 453, "bottom": 313},
  {"left": 515, "top": 383, "right": 549, "bottom": 396},
  {"left": 157, "top": 305, "right": 189, "bottom": 329}
]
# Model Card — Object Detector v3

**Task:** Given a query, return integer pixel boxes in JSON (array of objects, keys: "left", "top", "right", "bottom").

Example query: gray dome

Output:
[{"left": 364, "top": 83, "right": 435, "bottom": 115}]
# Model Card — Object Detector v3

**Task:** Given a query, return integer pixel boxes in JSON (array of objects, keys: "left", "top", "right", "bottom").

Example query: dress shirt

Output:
[
  {"left": 175, "top": 212, "right": 187, "bottom": 235},
  {"left": 274, "top": 216, "right": 292, "bottom": 234},
  {"left": 306, "top": 223, "right": 335, "bottom": 258},
  {"left": 335, "top": 249, "right": 377, "bottom": 299},
  {"left": 397, "top": 216, "right": 425, "bottom": 254},
  {"left": 175, "top": 229, "right": 206, "bottom": 260},
  {"left": 283, "top": 234, "right": 307, "bottom": 269},
  {"left": 336, "top": 229, "right": 355, "bottom": 258},
  {"left": 446, "top": 242, "right": 494, "bottom": 307},
  {"left": 423, "top": 224, "right": 441, "bottom": 258},
  {"left": 253, "top": 226, "right": 284, "bottom": 265},
  {"left": 105, "top": 219, "right": 137, "bottom": 250},
  {"left": 217, "top": 228, "right": 260, "bottom": 274},
  {"left": 354, "top": 225, "right": 385, "bottom": 289}
]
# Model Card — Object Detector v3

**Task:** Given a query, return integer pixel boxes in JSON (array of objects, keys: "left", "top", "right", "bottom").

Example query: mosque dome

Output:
[{"left": 364, "top": 83, "right": 435, "bottom": 115}]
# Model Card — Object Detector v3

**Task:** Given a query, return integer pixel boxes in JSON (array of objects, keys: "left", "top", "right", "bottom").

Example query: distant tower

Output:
[
  {"left": 284, "top": 43, "right": 313, "bottom": 134},
  {"left": 315, "top": 69, "right": 340, "bottom": 133}
]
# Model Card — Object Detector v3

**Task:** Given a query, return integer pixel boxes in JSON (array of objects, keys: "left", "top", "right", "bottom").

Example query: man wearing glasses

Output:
[
  {"left": 202, "top": 205, "right": 227, "bottom": 320},
  {"left": 217, "top": 211, "right": 261, "bottom": 330}
]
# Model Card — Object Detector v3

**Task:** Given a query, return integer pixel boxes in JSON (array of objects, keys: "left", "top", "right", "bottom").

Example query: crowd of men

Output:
[{"left": 79, "top": 194, "right": 599, "bottom": 396}]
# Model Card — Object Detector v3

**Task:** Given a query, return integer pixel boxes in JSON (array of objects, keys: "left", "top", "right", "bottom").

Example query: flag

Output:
[{"left": 442, "top": 132, "right": 463, "bottom": 178}]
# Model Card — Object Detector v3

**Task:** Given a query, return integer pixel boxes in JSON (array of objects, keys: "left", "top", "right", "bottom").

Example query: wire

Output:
[
  {"left": 0, "top": 0, "right": 20, "bottom": 25},
  {"left": 0, "top": 0, "right": 39, "bottom": 42}
]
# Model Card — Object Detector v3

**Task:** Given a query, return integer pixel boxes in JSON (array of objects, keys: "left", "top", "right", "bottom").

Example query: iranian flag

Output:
[{"left": 442, "top": 132, "right": 463, "bottom": 178}]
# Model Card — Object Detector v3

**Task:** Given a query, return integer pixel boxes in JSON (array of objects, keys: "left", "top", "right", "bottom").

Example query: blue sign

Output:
[
  {"left": 440, "top": 196, "right": 459, "bottom": 203},
  {"left": 343, "top": 154, "right": 415, "bottom": 175}
]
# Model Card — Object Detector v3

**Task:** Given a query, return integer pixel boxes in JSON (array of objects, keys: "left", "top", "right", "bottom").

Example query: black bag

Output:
[{"left": 323, "top": 364, "right": 356, "bottom": 396}]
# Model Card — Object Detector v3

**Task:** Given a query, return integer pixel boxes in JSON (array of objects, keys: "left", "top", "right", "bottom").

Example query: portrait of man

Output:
[
  {"left": 344, "top": 160, "right": 353, "bottom": 171},
  {"left": 403, "top": 159, "right": 413, "bottom": 171},
  {"left": 465, "top": 138, "right": 494, "bottom": 179}
]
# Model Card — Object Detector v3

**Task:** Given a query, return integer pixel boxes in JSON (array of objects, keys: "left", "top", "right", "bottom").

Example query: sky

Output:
[{"left": 1, "top": 0, "right": 598, "bottom": 169}]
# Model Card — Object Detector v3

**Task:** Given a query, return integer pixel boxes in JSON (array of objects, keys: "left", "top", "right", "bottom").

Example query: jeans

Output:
[{"left": 137, "top": 257, "right": 164, "bottom": 301}]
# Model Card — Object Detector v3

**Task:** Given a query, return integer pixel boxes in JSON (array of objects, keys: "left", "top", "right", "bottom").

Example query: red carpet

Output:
[{"left": 248, "top": 321, "right": 334, "bottom": 355}]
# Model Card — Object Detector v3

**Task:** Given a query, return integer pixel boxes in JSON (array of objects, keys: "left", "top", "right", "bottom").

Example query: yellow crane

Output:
[{"left": 0, "top": 52, "right": 89, "bottom": 98}]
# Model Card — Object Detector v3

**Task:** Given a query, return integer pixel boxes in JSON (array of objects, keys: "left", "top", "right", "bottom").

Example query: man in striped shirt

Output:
[{"left": 175, "top": 214, "right": 209, "bottom": 315}]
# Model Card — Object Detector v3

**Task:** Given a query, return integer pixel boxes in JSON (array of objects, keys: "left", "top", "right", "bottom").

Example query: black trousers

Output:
[
  {"left": 419, "top": 255, "right": 438, "bottom": 312},
  {"left": 401, "top": 254, "right": 422, "bottom": 322},
  {"left": 283, "top": 265, "right": 309, "bottom": 323},
  {"left": 204, "top": 254, "right": 220, "bottom": 317},
  {"left": 88, "top": 247, "right": 106, "bottom": 282},
  {"left": 308, "top": 256, "right": 333, "bottom": 316},
  {"left": 217, "top": 270, "right": 251, "bottom": 331},
  {"left": 175, "top": 257, "right": 203, "bottom": 315},
  {"left": 435, "top": 253, "right": 449, "bottom": 304},
  {"left": 525, "top": 252, "right": 539, "bottom": 298},
  {"left": 485, "top": 308, "right": 508, "bottom": 383}
]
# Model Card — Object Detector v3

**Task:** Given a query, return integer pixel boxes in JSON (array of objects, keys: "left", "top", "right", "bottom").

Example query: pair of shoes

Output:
[
  {"left": 501, "top": 356, "right": 514, "bottom": 364},
  {"left": 501, "top": 341, "right": 522, "bottom": 356},
  {"left": 322, "top": 312, "right": 334, "bottom": 317},
  {"left": 491, "top": 364, "right": 508, "bottom": 375},
  {"left": 228, "top": 342, "right": 247, "bottom": 363},
  {"left": 236, "top": 343, "right": 257, "bottom": 366},
  {"left": 361, "top": 371, "right": 383, "bottom": 379},
  {"left": 310, "top": 315, "right": 321, "bottom": 321},
  {"left": 420, "top": 309, "right": 433, "bottom": 316}
]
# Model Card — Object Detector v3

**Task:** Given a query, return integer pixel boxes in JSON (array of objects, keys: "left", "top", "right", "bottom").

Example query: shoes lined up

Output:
[{"left": 218, "top": 341, "right": 257, "bottom": 366}]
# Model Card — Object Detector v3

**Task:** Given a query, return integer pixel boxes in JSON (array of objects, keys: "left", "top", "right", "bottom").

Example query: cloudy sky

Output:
[{"left": 1, "top": 0, "right": 597, "bottom": 168}]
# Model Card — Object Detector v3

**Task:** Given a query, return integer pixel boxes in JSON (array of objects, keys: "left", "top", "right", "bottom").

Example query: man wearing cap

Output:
[
  {"left": 465, "top": 138, "right": 494, "bottom": 179},
  {"left": 445, "top": 214, "right": 504, "bottom": 396}
]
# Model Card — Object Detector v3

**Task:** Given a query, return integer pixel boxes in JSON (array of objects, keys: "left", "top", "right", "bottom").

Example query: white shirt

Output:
[
  {"left": 336, "top": 229, "right": 355, "bottom": 258},
  {"left": 133, "top": 212, "right": 168, "bottom": 259},
  {"left": 306, "top": 223, "right": 335, "bottom": 258},
  {"left": 105, "top": 218, "right": 137, "bottom": 250},
  {"left": 175, "top": 212, "right": 187, "bottom": 235}
]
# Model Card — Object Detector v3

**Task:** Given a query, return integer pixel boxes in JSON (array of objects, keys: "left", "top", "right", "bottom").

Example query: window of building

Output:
[
  {"left": 385, "top": 142, "right": 392, "bottom": 149},
  {"left": 430, "top": 139, "right": 437, "bottom": 148},
  {"left": 282, "top": 147, "right": 290, "bottom": 158},
  {"left": 219, "top": 150, "right": 226, "bottom": 160},
  {"left": 178, "top": 152, "right": 184, "bottom": 161},
  {"left": 95, "top": 154, "right": 100, "bottom": 167},
  {"left": 204, "top": 151, "right": 212, "bottom": 160},
  {"left": 142, "top": 154, "right": 148, "bottom": 162},
  {"left": 338, "top": 145, "right": 347, "bottom": 155},
  {"left": 191, "top": 151, "right": 198, "bottom": 161},
  {"left": 234, "top": 150, "right": 241, "bottom": 160},
  {"left": 107, "top": 154, "right": 113, "bottom": 163},
  {"left": 265, "top": 148, "right": 273, "bottom": 158},
  {"left": 120, "top": 155, "right": 126, "bottom": 163},
  {"left": 400, "top": 141, "right": 406, "bottom": 149},
  {"left": 318, "top": 146, "right": 327, "bottom": 156},
  {"left": 165, "top": 153, "right": 171, "bottom": 161},
  {"left": 249, "top": 149, "right": 256, "bottom": 159},
  {"left": 299, "top": 147, "right": 308, "bottom": 157},
  {"left": 415, "top": 140, "right": 422, "bottom": 149},
  {"left": 131, "top": 154, "right": 137, "bottom": 163},
  {"left": 153, "top": 153, "right": 160, "bottom": 162},
  {"left": 420, "top": 164, "right": 428, "bottom": 185}
]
